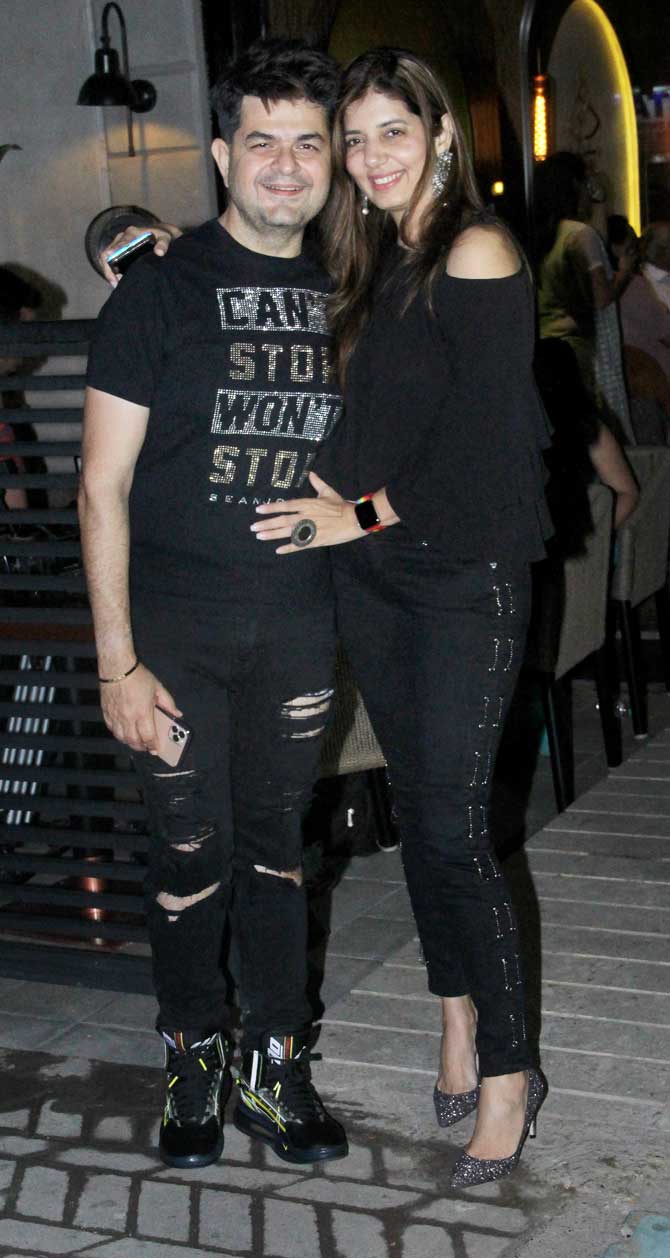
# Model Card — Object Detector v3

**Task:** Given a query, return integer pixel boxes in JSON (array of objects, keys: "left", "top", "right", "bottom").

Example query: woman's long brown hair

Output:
[{"left": 321, "top": 48, "right": 485, "bottom": 384}]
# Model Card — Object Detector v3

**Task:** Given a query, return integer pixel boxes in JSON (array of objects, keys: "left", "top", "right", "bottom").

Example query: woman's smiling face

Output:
[{"left": 343, "top": 89, "right": 438, "bottom": 228}]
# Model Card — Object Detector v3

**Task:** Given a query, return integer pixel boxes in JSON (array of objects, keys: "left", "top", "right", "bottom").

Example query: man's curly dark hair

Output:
[{"left": 210, "top": 38, "right": 340, "bottom": 142}]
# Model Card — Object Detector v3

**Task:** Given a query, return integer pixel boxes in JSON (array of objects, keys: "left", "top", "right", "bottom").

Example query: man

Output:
[{"left": 79, "top": 39, "right": 347, "bottom": 1171}]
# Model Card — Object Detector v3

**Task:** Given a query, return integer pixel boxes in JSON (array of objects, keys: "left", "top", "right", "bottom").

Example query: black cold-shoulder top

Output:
[{"left": 315, "top": 247, "right": 553, "bottom": 562}]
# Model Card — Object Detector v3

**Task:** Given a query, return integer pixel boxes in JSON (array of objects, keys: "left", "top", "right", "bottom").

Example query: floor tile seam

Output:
[
  {"left": 379, "top": 930, "right": 670, "bottom": 966},
  {"left": 543, "top": 978, "right": 670, "bottom": 996},
  {"left": 578, "top": 790, "right": 670, "bottom": 800},
  {"left": 545, "top": 825, "right": 670, "bottom": 840},
  {"left": 354, "top": 975, "right": 670, "bottom": 998},
  {"left": 330, "top": 918, "right": 414, "bottom": 931},
  {"left": 67, "top": 1022, "right": 158, "bottom": 1036},
  {"left": 608, "top": 774, "right": 670, "bottom": 784},
  {"left": 333, "top": 913, "right": 414, "bottom": 924},
  {"left": 540, "top": 947, "right": 670, "bottom": 966},
  {"left": 570, "top": 806, "right": 670, "bottom": 817},
  {"left": 341, "top": 875, "right": 405, "bottom": 886},
  {"left": 537, "top": 893, "right": 670, "bottom": 911},
  {"left": 623, "top": 749, "right": 670, "bottom": 759},
  {"left": 536, "top": 1009, "right": 670, "bottom": 1030},
  {"left": 539, "top": 922, "right": 670, "bottom": 939},
  {"left": 321, "top": 1018, "right": 670, "bottom": 1066},
  {"left": 0, "top": 1009, "right": 99, "bottom": 1028},
  {"left": 533, "top": 872, "right": 670, "bottom": 886},
  {"left": 326, "top": 948, "right": 417, "bottom": 962},
  {"left": 526, "top": 846, "right": 596, "bottom": 855},
  {"left": 340, "top": 995, "right": 670, "bottom": 1030},
  {"left": 318, "top": 1056, "right": 662, "bottom": 1107}
]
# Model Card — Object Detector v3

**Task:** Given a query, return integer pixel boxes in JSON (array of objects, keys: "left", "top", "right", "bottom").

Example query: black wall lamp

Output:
[{"left": 77, "top": 2, "right": 157, "bottom": 157}]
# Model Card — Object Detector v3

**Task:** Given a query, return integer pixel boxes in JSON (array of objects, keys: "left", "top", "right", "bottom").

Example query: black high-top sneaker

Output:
[
  {"left": 159, "top": 1030, "right": 231, "bottom": 1168},
  {"left": 233, "top": 1032, "right": 348, "bottom": 1164}
]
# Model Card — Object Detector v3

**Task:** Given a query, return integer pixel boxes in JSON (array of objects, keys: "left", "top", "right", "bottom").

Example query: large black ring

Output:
[{"left": 291, "top": 518, "right": 317, "bottom": 548}]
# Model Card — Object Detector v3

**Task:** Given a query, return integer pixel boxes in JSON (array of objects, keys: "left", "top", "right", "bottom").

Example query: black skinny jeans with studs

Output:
[
  {"left": 333, "top": 533, "right": 533, "bottom": 1078},
  {"left": 131, "top": 597, "right": 336, "bottom": 1051}
]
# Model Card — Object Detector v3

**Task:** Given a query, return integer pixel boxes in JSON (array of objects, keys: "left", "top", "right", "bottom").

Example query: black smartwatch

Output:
[{"left": 354, "top": 494, "right": 384, "bottom": 534}]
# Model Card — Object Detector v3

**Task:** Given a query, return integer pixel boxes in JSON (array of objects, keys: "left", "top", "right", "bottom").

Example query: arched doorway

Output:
[{"left": 521, "top": 0, "right": 640, "bottom": 232}]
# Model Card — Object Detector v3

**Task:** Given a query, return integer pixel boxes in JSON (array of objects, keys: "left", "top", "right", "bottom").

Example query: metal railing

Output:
[{"left": 0, "top": 320, "right": 150, "bottom": 975}]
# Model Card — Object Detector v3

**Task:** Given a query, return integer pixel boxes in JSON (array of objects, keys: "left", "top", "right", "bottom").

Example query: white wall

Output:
[{"left": 2, "top": 0, "right": 216, "bottom": 319}]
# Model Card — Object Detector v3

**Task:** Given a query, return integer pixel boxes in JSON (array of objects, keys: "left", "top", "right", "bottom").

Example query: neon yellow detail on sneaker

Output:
[{"left": 241, "top": 1087, "right": 287, "bottom": 1133}]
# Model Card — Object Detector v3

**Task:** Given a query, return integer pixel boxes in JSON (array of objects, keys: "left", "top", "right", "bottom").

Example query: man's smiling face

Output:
[{"left": 213, "top": 95, "right": 332, "bottom": 256}]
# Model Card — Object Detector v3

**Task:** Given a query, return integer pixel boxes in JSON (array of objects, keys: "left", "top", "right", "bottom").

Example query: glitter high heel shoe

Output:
[
  {"left": 449, "top": 1068, "right": 547, "bottom": 1188},
  {"left": 433, "top": 1083, "right": 480, "bottom": 1128}
]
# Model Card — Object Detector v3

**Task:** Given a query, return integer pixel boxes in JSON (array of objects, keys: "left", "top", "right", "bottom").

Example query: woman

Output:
[
  {"left": 252, "top": 48, "right": 550, "bottom": 1187},
  {"left": 535, "top": 152, "right": 635, "bottom": 444}
]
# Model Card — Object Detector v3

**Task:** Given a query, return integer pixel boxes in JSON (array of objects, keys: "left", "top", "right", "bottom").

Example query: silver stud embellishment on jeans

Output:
[
  {"left": 467, "top": 803, "right": 488, "bottom": 844},
  {"left": 473, "top": 854, "right": 501, "bottom": 882}
]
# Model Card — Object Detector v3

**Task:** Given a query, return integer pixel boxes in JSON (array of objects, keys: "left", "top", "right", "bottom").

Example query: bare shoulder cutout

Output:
[{"left": 446, "top": 224, "right": 522, "bottom": 280}]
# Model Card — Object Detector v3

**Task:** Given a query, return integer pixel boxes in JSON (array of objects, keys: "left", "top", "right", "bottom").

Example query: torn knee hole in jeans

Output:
[
  {"left": 169, "top": 823, "right": 216, "bottom": 853},
  {"left": 157, "top": 880, "right": 220, "bottom": 923},
  {"left": 280, "top": 688, "right": 333, "bottom": 740},
  {"left": 254, "top": 863, "right": 303, "bottom": 888}
]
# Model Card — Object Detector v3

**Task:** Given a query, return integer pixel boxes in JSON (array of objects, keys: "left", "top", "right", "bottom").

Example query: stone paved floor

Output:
[{"left": 0, "top": 681, "right": 669, "bottom": 1256}]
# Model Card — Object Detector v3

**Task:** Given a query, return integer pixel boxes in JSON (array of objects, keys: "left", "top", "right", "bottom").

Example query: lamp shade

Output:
[{"left": 77, "top": 47, "right": 134, "bottom": 107}]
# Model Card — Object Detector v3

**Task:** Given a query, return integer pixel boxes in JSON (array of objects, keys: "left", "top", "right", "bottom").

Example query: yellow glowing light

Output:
[
  {"left": 491, "top": 180, "right": 505, "bottom": 196},
  {"left": 578, "top": 0, "right": 640, "bottom": 233},
  {"left": 532, "top": 74, "right": 549, "bottom": 162}
]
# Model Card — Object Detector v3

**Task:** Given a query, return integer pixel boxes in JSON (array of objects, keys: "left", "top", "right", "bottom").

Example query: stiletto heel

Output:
[
  {"left": 433, "top": 1082, "right": 480, "bottom": 1128},
  {"left": 529, "top": 1117, "right": 537, "bottom": 1139},
  {"left": 449, "top": 1068, "right": 547, "bottom": 1188}
]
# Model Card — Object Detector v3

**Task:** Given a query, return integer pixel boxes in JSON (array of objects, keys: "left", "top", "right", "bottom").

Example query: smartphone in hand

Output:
[
  {"left": 107, "top": 231, "right": 156, "bottom": 276},
  {"left": 153, "top": 706, "right": 192, "bottom": 767}
]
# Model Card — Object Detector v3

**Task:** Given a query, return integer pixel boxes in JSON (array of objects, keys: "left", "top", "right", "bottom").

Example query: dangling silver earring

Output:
[
  {"left": 432, "top": 150, "right": 453, "bottom": 197},
  {"left": 360, "top": 192, "right": 370, "bottom": 216}
]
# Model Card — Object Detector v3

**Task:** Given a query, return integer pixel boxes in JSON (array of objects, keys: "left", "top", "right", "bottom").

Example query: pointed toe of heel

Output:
[{"left": 433, "top": 1083, "right": 480, "bottom": 1128}]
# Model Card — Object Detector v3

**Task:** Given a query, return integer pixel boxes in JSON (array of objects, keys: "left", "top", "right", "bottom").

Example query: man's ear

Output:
[{"left": 211, "top": 138, "right": 230, "bottom": 185}]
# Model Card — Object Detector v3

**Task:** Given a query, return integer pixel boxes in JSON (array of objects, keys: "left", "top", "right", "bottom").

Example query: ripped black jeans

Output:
[{"left": 132, "top": 598, "right": 336, "bottom": 1050}]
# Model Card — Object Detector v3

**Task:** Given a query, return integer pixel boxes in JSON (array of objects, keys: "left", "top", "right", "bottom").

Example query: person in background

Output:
[
  {"left": 534, "top": 337, "right": 638, "bottom": 554},
  {"left": 641, "top": 221, "right": 670, "bottom": 312},
  {"left": 613, "top": 222, "right": 670, "bottom": 443},
  {"left": 535, "top": 152, "right": 635, "bottom": 444}
]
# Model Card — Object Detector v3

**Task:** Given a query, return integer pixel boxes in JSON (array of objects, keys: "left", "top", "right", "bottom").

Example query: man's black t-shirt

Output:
[{"left": 86, "top": 220, "right": 341, "bottom": 607}]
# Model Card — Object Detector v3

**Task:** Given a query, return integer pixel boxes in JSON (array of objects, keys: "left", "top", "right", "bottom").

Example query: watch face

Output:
[{"left": 355, "top": 498, "right": 380, "bottom": 531}]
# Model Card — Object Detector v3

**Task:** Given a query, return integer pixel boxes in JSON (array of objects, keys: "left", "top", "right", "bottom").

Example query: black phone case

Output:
[{"left": 111, "top": 234, "right": 156, "bottom": 275}]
